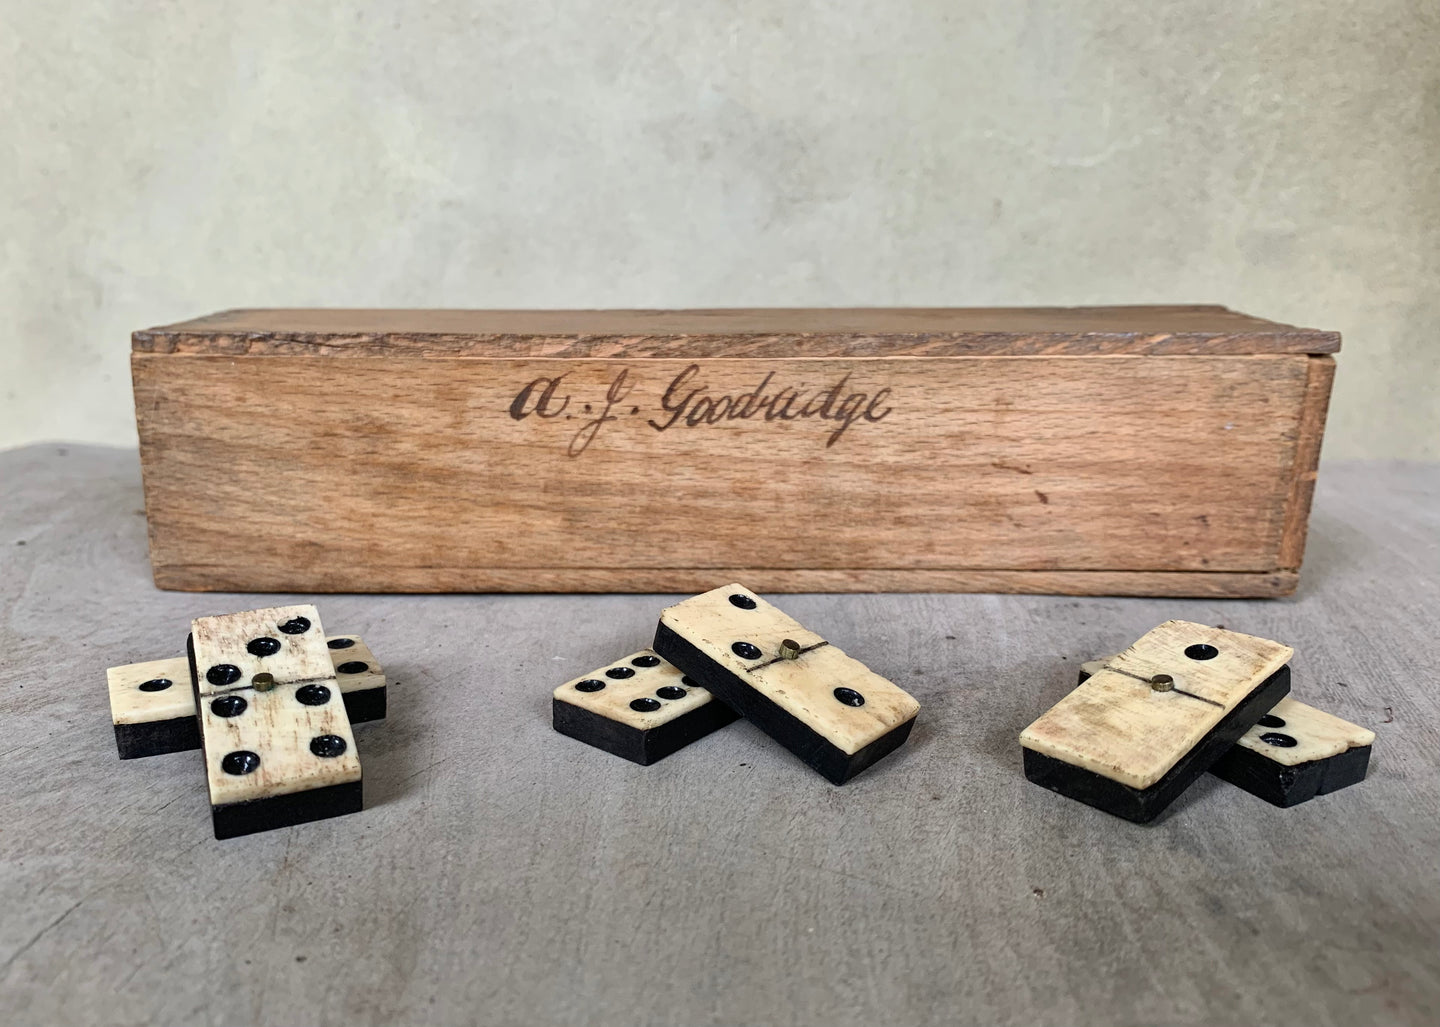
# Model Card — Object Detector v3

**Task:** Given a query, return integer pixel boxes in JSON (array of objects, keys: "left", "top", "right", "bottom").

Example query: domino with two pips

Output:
[
  {"left": 552, "top": 649, "right": 738, "bottom": 765},
  {"left": 1208, "top": 697, "right": 1374, "bottom": 807},
  {"left": 652, "top": 584, "right": 920, "bottom": 784},
  {"left": 1075, "top": 657, "right": 1375, "bottom": 808},
  {"left": 1020, "top": 620, "right": 1292, "bottom": 823}
]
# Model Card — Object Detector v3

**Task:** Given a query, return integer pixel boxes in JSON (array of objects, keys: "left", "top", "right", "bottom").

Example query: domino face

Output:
[
  {"left": 107, "top": 656, "right": 200, "bottom": 759},
  {"left": 108, "top": 636, "right": 387, "bottom": 760},
  {"left": 326, "top": 635, "right": 388, "bottom": 724},
  {"left": 1209, "top": 697, "right": 1374, "bottom": 807},
  {"left": 1021, "top": 621, "right": 1293, "bottom": 822},
  {"left": 196, "top": 679, "right": 362, "bottom": 839},
  {"left": 653, "top": 584, "right": 920, "bottom": 784},
  {"left": 189, "top": 606, "right": 363, "bottom": 838},
  {"left": 1075, "top": 661, "right": 1373, "bottom": 807},
  {"left": 552, "top": 650, "right": 738, "bottom": 765},
  {"left": 192, "top": 604, "right": 333, "bottom": 695}
]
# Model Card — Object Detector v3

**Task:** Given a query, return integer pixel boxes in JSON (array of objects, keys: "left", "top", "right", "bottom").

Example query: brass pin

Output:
[
  {"left": 779, "top": 639, "right": 801, "bottom": 660},
  {"left": 252, "top": 672, "right": 276, "bottom": 692},
  {"left": 1149, "top": 673, "right": 1174, "bottom": 693}
]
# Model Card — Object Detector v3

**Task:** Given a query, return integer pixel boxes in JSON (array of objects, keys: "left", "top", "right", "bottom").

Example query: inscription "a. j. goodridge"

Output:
[{"left": 508, "top": 363, "right": 894, "bottom": 457}]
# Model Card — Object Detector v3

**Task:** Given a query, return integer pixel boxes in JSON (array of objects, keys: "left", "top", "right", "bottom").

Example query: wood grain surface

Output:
[
  {"left": 1279, "top": 355, "right": 1338, "bottom": 568},
  {"left": 133, "top": 347, "right": 1330, "bottom": 596},
  {"left": 1020, "top": 620, "right": 1294, "bottom": 788}
]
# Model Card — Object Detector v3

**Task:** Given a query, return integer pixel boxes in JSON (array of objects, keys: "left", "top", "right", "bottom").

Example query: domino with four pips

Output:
[
  {"left": 106, "top": 604, "right": 387, "bottom": 839},
  {"left": 1074, "top": 653, "right": 1375, "bottom": 809},
  {"left": 1020, "top": 620, "right": 1294, "bottom": 823}
]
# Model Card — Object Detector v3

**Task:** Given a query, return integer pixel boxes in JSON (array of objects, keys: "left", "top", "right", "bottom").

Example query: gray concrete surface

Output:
[
  {"left": 3, "top": 2, "right": 1440, "bottom": 459},
  {"left": 1, "top": 443, "right": 1438, "bottom": 1026}
]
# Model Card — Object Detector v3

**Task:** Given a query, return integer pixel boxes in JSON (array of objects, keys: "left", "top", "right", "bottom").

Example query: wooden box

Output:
[{"left": 131, "top": 307, "right": 1337, "bottom": 597}]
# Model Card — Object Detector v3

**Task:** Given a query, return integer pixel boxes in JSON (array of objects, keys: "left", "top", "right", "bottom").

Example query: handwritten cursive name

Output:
[
  {"left": 647, "top": 365, "right": 892, "bottom": 447},
  {"left": 507, "top": 365, "right": 893, "bottom": 456}
]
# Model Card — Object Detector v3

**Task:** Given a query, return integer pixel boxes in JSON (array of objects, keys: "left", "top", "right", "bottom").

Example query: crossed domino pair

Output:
[
  {"left": 552, "top": 584, "right": 923, "bottom": 783},
  {"left": 106, "top": 604, "right": 387, "bottom": 839},
  {"left": 1021, "top": 620, "right": 1374, "bottom": 821}
]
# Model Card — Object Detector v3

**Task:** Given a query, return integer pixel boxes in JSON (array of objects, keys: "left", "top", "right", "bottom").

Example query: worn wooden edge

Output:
[
  {"left": 146, "top": 304, "right": 1283, "bottom": 331},
  {"left": 132, "top": 356, "right": 170, "bottom": 585},
  {"left": 131, "top": 307, "right": 1341, "bottom": 358},
  {"left": 1278, "top": 355, "right": 1337, "bottom": 570},
  {"left": 147, "top": 567, "right": 1300, "bottom": 598},
  {"left": 130, "top": 331, "right": 1342, "bottom": 359}
]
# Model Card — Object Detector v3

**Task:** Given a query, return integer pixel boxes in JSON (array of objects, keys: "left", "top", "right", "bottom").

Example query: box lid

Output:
[{"left": 133, "top": 306, "right": 1339, "bottom": 358}]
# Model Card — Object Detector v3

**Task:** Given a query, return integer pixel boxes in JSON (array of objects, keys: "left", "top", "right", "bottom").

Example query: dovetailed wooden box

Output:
[{"left": 131, "top": 307, "right": 1337, "bottom": 597}]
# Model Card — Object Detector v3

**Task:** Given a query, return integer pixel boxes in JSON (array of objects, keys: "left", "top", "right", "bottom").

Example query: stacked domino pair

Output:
[
  {"left": 106, "top": 604, "right": 387, "bottom": 839},
  {"left": 1020, "top": 620, "right": 1374, "bottom": 822},
  {"left": 552, "top": 584, "right": 921, "bottom": 784}
]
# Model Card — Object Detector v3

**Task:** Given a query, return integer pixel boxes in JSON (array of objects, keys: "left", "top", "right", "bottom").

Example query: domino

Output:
[
  {"left": 188, "top": 604, "right": 363, "bottom": 838},
  {"left": 108, "top": 656, "right": 200, "bottom": 759},
  {"left": 1207, "top": 697, "right": 1374, "bottom": 807},
  {"left": 107, "top": 635, "right": 387, "bottom": 759},
  {"left": 1076, "top": 659, "right": 1374, "bottom": 807},
  {"left": 653, "top": 584, "right": 920, "bottom": 784},
  {"left": 1021, "top": 621, "right": 1292, "bottom": 823},
  {"left": 194, "top": 678, "right": 362, "bottom": 839},
  {"left": 191, "top": 604, "right": 335, "bottom": 696},
  {"left": 326, "top": 635, "right": 388, "bottom": 724},
  {"left": 552, "top": 649, "right": 738, "bottom": 765}
]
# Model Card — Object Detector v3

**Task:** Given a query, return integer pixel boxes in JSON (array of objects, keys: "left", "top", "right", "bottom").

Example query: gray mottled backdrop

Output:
[{"left": 1, "top": 1, "right": 1436, "bottom": 457}]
